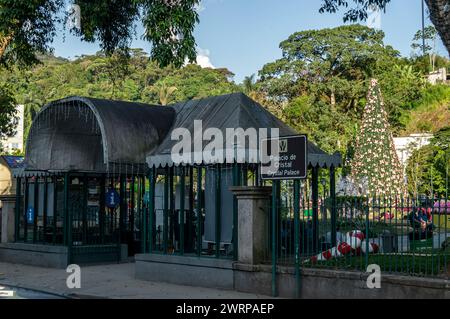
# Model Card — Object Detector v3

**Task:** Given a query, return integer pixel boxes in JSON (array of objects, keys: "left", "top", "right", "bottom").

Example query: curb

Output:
[{"left": 0, "top": 282, "right": 72, "bottom": 299}]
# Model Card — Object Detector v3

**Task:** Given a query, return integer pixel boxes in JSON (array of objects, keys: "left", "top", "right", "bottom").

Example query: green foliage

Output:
[
  {"left": 255, "top": 25, "right": 449, "bottom": 171},
  {"left": 0, "top": 82, "right": 18, "bottom": 150},
  {"left": 411, "top": 26, "right": 438, "bottom": 55},
  {"left": 141, "top": 0, "right": 199, "bottom": 68},
  {"left": 148, "top": 64, "right": 237, "bottom": 103},
  {"left": 283, "top": 96, "right": 354, "bottom": 154},
  {"left": 0, "top": 0, "right": 199, "bottom": 69},
  {"left": 410, "top": 54, "right": 450, "bottom": 74},
  {"left": 319, "top": 0, "right": 450, "bottom": 56},
  {"left": 0, "top": 51, "right": 239, "bottom": 142},
  {"left": 259, "top": 25, "right": 398, "bottom": 102},
  {"left": 378, "top": 64, "right": 426, "bottom": 132},
  {"left": 406, "top": 127, "right": 450, "bottom": 197},
  {"left": 413, "top": 84, "right": 450, "bottom": 110},
  {"left": 403, "top": 84, "right": 450, "bottom": 135},
  {"left": 72, "top": 1, "right": 139, "bottom": 53},
  {"left": 0, "top": 0, "right": 64, "bottom": 67},
  {"left": 319, "top": 0, "right": 391, "bottom": 22},
  {"left": 257, "top": 25, "right": 404, "bottom": 154}
]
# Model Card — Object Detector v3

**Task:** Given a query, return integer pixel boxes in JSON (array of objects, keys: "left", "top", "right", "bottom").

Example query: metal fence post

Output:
[
  {"left": 130, "top": 176, "right": 135, "bottom": 244},
  {"left": 82, "top": 174, "right": 88, "bottom": 244},
  {"left": 33, "top": 177, "right": 39, "bottom": 243},
  {"left": 215, "top": 164, "right": 222, "bottom": 258},
  {"left": 63, "top": 173, "right": 69, "bottom": 246},
  {"left": 312, "top": 166, "right": 319, "bottom": 253},
  {"left": 188, "top": 167, "right": 194, "bottom": 253},
  {"left": 330, "top": 165, "right": 337, "bottom": 248},
  {"left": 232, "top": 163, "right": 239, "bottom": 261},
  {"left": 142, "top": 174, "right": 147, "bottom": 254},
  {"left": 180, "top": 166, "right": 185, "bottom": 255},
  {"left": 63, "top": 173, "right": 71, "bottom": 264},
  {"left": 294, "top": 179, "right": 301, "bottom": 298},
  {"left": 53, "top": 176, "right": 58, "bottom": 245},
  {"left": 14, "top": 177, "right": 21, "bottom": 242},
  {"left": 149, "top": 166, "right": 155, "bottom": 254},
  {"left": 117, "top": 174, "right": 127, "bottom": 262},
  {"left": 271, "top": 180, "right": 279, "bottom": 297},
  {"left": 163, "top": 167, "right": 169, "bottom": 254},
  {"left": 169, "top": 167, "right": 174, "bottom": 252},
  {"left": 43, "top": 177, "right": 48, "bottom": 244},
  {"left": 365, "top": 197, "right": 370, "bottom": 269},
  {"left": 197, "top": 167, "right": 203, "bottom": 257},
  {"left": 100, "top": 175, "right": 105, "bottom": 245}
]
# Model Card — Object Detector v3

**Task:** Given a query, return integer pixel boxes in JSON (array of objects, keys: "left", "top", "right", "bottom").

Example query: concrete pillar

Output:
[
  {"left": 1, "top": 195, "right": 16, "bottom": 243},
  {"left": 229, "top": 186, "right": 272, "bottom": 265}
]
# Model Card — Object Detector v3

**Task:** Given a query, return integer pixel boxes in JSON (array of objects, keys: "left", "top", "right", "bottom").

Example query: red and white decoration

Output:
[{"left": 308, "top": 230, "right": 379, "bottom": 264}]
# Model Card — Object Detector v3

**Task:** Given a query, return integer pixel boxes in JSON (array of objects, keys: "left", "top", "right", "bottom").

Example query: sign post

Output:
[{"left": 260, "top": 134, "right": 307, "bottom": 298}]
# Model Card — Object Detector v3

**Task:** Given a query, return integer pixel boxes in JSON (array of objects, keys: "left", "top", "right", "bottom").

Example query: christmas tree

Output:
[{"left": 351, "top": 79, "right": 405, "bottom": 196}]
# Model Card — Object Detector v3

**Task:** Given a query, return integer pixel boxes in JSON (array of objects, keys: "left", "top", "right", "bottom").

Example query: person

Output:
[{"left": 409, "top": 207, "right": 433, "bottom": 240}]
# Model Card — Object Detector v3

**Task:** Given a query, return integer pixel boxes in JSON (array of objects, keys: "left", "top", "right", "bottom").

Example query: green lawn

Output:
[{"left": 302, "top": 251, "right": 450, "bottom": 277}]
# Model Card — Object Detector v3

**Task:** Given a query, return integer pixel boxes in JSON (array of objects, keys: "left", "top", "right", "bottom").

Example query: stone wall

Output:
[
  {"left": 0, "top": 243, "right": 69, "bottom": 268},
  {"left": 234, "top": 263, "right": 450, "bottom": 299},
  {"left": 135, "top": 254, "right": 234, "bottom": 290}
]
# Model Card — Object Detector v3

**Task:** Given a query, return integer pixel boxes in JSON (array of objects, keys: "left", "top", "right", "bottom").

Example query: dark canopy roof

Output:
[
  {"left": 23, "top": 96, "right": 175, "bottom": 173},
  {"left": 147, "top": 93, "right": 341, "bottom": 168},
  {"left": 20, "top": 93, "right": 340, "bottom": 176}
]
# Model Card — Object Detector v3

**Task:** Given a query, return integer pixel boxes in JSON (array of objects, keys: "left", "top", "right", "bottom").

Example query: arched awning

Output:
[{"left": 23, "top": 97, "right": 176, "bottom": 173}]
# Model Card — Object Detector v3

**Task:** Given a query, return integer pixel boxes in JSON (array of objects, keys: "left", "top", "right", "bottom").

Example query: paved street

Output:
[{"left": 0, "top": 262, "right": 269, "bottom": 299}]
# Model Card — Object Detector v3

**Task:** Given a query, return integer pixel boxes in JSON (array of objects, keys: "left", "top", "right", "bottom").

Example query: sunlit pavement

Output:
[
  {"left": 0, "top": 262, "right": 269, "bottom": 299},
  {"left": 0, "top": 285, "right": 65, "bottom": 299}
]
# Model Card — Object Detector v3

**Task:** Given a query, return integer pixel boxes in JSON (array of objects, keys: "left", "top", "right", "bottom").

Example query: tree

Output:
[
  {"left": 155, "top": 82, "right": 177, "bottom": 105},
  {"left": 412, "top": 26, "right": 439, "bottom": 71},
  {"left": 319, "top": 0, "right": 450, "bottom": 56},
  {"left": 147, "top": 64, "right": 238, "bottom": 102},
  {"left": 377, "top": 64, "right": 426, "bottom": 132},
  {"left": 412, "top": 26, "right": 438, "bottom": 55},
  {"left": 0, "top": 0, "right": 200, "bottom": 68},
  {"left": 406, "top": 126, "right": 450, "bottom": 197},
  {"left": 0, "top": 83, "right": 18, "bottom": 151},
  {"left": 256, "top": 24, "right": 437, "bottom": 156},
  {"left": 242, "top": 74, "right": 256, "bottom": 94},
  {"left": 95, "top": 51, "right": 131, "bottom": 99},
  {"left": 0, "top": 51, "right": 240, "bottom": 137},
  {"left": 350, "top": 79, "right": 405, "bottom": 196},
  {"left": 0, "top": 0, "right": 63, "bottom": 67},
  {"left": 258, "top": 25, "right": 398, "bottom": 105}
]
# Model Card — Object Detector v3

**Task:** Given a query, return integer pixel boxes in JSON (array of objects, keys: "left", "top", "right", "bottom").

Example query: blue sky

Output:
[{"left": 52, "top": 0, "right": 447, "bottom": 83}]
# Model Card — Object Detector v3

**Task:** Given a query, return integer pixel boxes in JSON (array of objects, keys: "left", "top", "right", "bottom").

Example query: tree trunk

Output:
[
  {"left": 425, "top": 0, "right": 450, "bottom": 55},
  {"left": 0, "top": 34, "right": 13, "bottom": 59},
  {"left": 330, "top": 86, "right": 336, "bottom": 109}
]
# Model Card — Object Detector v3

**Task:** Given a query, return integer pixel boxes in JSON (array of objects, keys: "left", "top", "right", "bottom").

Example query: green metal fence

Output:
[
  {"left": 142, "top": 163, "right": 260, "bottom": 260},
  {"left": 15, "top": 172, "right": 146, "bottom": 265},
  {"left": 272, "top": 179, "right": 450, "bottom": 279}
]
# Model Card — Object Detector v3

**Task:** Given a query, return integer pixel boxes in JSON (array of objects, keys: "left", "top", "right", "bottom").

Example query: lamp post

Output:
[
  {"left": 421, "top": 0, "right": 426, "bottom": 56},
  {"left": 321, "top": 178, "right": 327, "bottom": 222}
]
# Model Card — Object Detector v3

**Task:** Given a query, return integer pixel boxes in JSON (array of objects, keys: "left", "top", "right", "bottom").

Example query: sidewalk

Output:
[{"left": 0, "top": 262, "right": 269, "bottom": 299}]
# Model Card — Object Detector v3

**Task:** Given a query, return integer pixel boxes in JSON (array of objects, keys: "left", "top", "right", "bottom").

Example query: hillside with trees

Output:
[{"left": 0, "top": 25, "right": 448, "bottom": 195}]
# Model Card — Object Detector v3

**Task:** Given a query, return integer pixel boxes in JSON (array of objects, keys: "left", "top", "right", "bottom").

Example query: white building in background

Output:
[
  {"left": 393, "top": 133, "right": 433, "bottom": 174},
  {"left": 1, "top": 105, "right": 24, "bottom": 154},
  {"left": 427, "top": 68, "right": 448, "bottom": 85}
]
